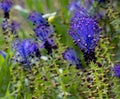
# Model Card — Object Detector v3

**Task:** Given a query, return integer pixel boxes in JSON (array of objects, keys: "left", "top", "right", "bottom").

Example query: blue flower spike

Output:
[
  {"left": 62, "top": 48, "right": 81, "bottom": 69},
  {"left": 113, "top": 65, "right": 120, "bottom": 78},
  {"left": 0, "top": 0, "right": 13, "bottom": 18},
  {"left": 12, "top": 39, "right": 41, "bottom": 69},
  {"left": 68, "top": 6, "right": 101, "bottom": 64},
  {"left": 28, "top": 11, "right": 48, "bottom": 26}
]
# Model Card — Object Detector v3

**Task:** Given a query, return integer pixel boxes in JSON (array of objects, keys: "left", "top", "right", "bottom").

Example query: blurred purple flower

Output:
[
  {"left": 28, "top": 11, "right": 47, "bottom": 26},
  {"left": 12, "top": 39, "right": 40, "bottom": 68},
  {"left": 112, "top": 65, "right": 120, "bottom": 78},
  {"left": 0, "top": 0, "right": 13, "bottom": 18},
  {"left": 28, "top": 10, "right": 57, "bottom": 54},
  {"left": 0, "top": 0, "right": 12, "bottom": 12},
  {"left": 62, "top": 48, "right": 81, "bottom": 69},
  {"left": 0, "top": 50, "right": 6, "bottom": 58},
  {"left": 34, "top": 25, "right": 54, "bottom": 41},
  {"left": 10, "top": 20, "right": 20, "bottom": 34}
]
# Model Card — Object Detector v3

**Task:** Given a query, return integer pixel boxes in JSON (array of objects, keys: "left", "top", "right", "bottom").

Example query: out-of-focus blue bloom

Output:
[
  {"left": 68, "top": 10, "right": 101, "bottom": 53},
  {"left": 10, "top": 20, "right": 20, "bottom": 34},
  {"left": 28, "top": 11, "right": 47, "bottom": 26},
  {"left": 0, "top": 0, "right": 12, "bottom": 13},
  {"left": 40, "top": 38, "right": 55, "bottom": 49},
  {"left": 113, "top": 65, "right": 120, "bottom": 78},
  {"left": 68, "top": 0, "right": 81, "bottom": 14},
  {"left": 1, "top": 19, "right": 9, "bottom": 30},
  {"left": 0, "top": 50, "right": 6, "bottom": 58},
  {"left": 2, "top": 20, "right": 20, "bottom": 35},
  {"left": 28, "top": 10, "right": 56, "bottom": 54},
  {"left": 68, "top": 0, "right": 94, "bottom": 14},
  {"left": 12, "top": 39, "right": 40, "bottom": 68},
  {"left": 34, "top": 25, "right": 54, "bottom": 41},
  {"left": 62, "top": 48, "right": 81, "bottom": 69}
]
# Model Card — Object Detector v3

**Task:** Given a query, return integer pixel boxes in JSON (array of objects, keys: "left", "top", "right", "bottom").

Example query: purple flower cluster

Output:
[
  {"left": 62, "top": 48, "right": 81, "bottom": 69},
  {"left": 0, "top": 0, "right": 19, "bottom": 39},
  {"left": 68, "top": 6, "right": 101, "bottom": 64},
  {"left": 0, "top": 0, "right": 13, "bottom": 18},
  {"left": 28, "top": 11, "right": 47, "bottom": 26},
  {"left": 28, "top": 11, "right": 56, "bottom": 54},
  {"left": 2, "top": 20, "right": 20, "bottom": 34},
  {"left": 112, "top": 65, "right": 120, "bottom": 78},
  {"left": 12, "top": 39, "right": 40, "bottom": 68}
]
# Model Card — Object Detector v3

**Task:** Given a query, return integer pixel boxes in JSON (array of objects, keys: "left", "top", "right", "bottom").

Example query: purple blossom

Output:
[
  {"left": 10, "top": 20, "right": 20, "bottom": 34},
  {"left": 112, "top": 65, "right": 120, "bottom": 78},
  {"left": 2, "top": 20, "right": 20, "bottom": 35},
  {"left": 62, "top": 48, "right": 81, "bottom": 69},
  {"left": 0, "top": 0, "right": 12, "bottom": 13},
  {"left": 68, "top": 0, "right": 94, "bottom": 14},
  {"left": 28, "top": 11, "right": 47, "bottom": 26},
  {"left": 0, "top": 50, "right": 6, "bottom": 58},
  {"left": 12, "top": 39, "right": 40, "bottom": 68},
  {"left": 68, "top": 8, "right": 101, "bottom": 64},
  {"left": 28, "top": 10, "right": 56, "bottom": 54},
  {"left": 0, "top": 0, "right": 13, "bottom": 18},
  {"left": 33, "top": 25, "right": 54, "bottom": 41},
  {"left": 69, "top": 12, "right": 101, "bottom": 53}
]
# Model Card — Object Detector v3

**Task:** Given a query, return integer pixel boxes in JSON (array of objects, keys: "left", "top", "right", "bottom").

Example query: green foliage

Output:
[
  {"left": 0, "top": 0, "right": 120, "bottom": 99},
  {"left": 0, "top": 55, "right": 11, "bottom": 98}
]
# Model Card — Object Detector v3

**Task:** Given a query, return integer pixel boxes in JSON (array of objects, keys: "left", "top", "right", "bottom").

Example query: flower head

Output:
[
  {"left": 0, "top": 0, "right": 13, "bottom": 13},
  {"left": 28, "top": 11, "right": 47, "bottom": 26},
  {"left": 34, "top": 25, "right": 54, "bottom": 41},
  {"left": 69, "top": 10, "right": 101, "bottom": 53},
  {"left": 62, "top": 48, "right": 81, "bottom": 69},
  {"left": 12, "top": 39, "right": 40, "bottom": 68},
  {"left": 10, "top": 20, "right": 20, "bottom": 34},
  {"left": 112, "top": 65, "right": 120, "bottom": 78}
]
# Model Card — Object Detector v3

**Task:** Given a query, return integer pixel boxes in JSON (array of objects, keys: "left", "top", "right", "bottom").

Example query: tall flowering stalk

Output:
[
  {"left": 68, "top": 6, "right": 101, "bottom": 64},
  {"left": 0, "top": 0, "right": 20, "bottom": 50},
  {"left": 28, "top": 11, "right": 56, "bottom": 54}
]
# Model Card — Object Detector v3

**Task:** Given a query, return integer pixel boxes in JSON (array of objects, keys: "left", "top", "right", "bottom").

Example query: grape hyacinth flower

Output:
[
  {"left": 0, "top": 0, "right": 13, "bottom": 18},
  {"left": 28, "top": 11, "right": 48, "bottom": 26},
  {"left": 0, "top": 50, "right": 6, "bottom": 58},
  {"left": 62, "top": 48, "right": 81, "bottom": 69},
  {"left": 112, "top": 65, "right": 120, "bottom": 78},
  {"left": 68, "top": 8, "right": 101, "bottom": 64},
  {"left": 12, "top": 39, "right": 41, "bottom": 69},
  {"left": 28, "top": 11, "right": 56, "bottom": 54},
  {"left": 34, "top": 25, "right": 56, "bottom": 54}
]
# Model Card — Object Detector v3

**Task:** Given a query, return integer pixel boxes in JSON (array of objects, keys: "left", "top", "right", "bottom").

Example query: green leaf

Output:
[{"left": 0, "top": 55, "right": 11, "bottom": 98}]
